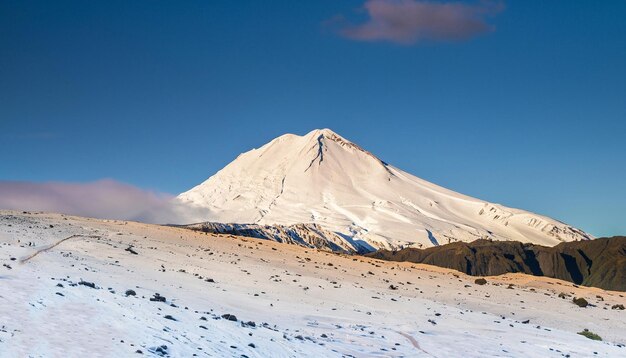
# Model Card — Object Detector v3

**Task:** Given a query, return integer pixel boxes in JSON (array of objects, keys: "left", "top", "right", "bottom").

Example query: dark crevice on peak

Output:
[{"left": 304, "top": 128, "right": 396, "bottom": 177}]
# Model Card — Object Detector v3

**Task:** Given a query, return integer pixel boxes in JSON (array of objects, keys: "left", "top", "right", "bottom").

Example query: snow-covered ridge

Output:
[
  {"left": 178, "top": 222, "right": 371, "bottom": 253},
  {"left": 177, "top": 128, "right": 593, "bottom": 251},
  {"left": 2, "top": 211, "right": 623, "bottom": 357}
]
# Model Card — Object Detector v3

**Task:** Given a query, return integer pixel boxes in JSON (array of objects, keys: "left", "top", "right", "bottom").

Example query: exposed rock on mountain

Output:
[
  {"left": 179, "top": 222, "right": 371, "bottom": 253},
  {"left": 368, "top": 236, "right": 626, "bottom": 291}
]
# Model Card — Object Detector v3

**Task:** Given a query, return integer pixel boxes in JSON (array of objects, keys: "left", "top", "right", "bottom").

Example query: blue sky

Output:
[{"left": 1, "top": 1, "right": 625, "bottom": 236}]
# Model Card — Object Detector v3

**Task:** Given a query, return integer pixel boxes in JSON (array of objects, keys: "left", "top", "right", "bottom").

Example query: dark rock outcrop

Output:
[
  {"left": 367, "top": 236, "right": 626, "bottom": 291},
  {"left": 176, "top": 222, "right": 373, "bottom": 253}
]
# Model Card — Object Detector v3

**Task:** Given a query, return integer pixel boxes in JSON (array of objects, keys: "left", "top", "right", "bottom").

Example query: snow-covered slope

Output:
[
  {"left": 2, "top": 211, "right": 624, "bottom": 357},
  {"left": 178, "top": 129, "right": 592, "bottom": 251},
  {"left": 180, "top": 222, "right": 360, "bottom": 252}
]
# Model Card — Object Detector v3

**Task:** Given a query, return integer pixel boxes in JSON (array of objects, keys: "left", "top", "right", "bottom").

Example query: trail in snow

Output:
[
  {"left": 396, "top": 331, "right": 434, "bottom": 357},
  {"left": 20, "top": 234, "right": 101, "bottom": 263}
]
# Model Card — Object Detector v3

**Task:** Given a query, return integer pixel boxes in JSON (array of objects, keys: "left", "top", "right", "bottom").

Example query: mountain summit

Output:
[{"left": 178, "top": 129, "right": 592, "bottom": 251}]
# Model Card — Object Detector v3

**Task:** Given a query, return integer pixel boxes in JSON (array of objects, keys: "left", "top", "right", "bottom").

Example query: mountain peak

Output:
[
  {"left": 308, "top": 128, "right": 338, "bottom": 136},
  {"left": 178, "top": 130, "right": 592, "bottom": 250},
  {"left": 304, "top": 128, "right": 349, "bottom": 144},
  {"left": 303, "top": 128, "right": 375, "bottom": 159}
]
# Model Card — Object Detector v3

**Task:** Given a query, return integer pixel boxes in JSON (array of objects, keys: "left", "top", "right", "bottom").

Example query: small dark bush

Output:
[
  {"left": 474, "top": 278, "right": 487, "bottom": 285},
  {"left": 150, "top": 293, "right": 166, "bottom": 302},
  {"left": 125, "top": 246, "right": 138, "bottom": 255},
  {"left": 573, "top": 297, "right": 588, "bottom": 307},
  {"left": 78, "top": 280, "right": 96, "bottom": 289},
  {"left": 611, "top": 304, "right": 625, "bottom": 310},
  {"left": 578, "top": 329, "right": 602, "bottom": 341}
]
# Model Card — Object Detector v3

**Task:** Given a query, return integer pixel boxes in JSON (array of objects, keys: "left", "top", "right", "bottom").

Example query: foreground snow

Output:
[
  {"left": 178, "top": 129, "right": 591, "bottom": 251},
  {"left": 0, "top": 211, "right": 623, "bottom": 357}
]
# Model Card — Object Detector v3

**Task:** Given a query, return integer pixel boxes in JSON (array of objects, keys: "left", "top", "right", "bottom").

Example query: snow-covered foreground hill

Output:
[
  {"left": 1, "top": 211, "right": 623, "bottom": 357},
  {"left": 178, "top": 129, "right": 592, "bottom": 251}
]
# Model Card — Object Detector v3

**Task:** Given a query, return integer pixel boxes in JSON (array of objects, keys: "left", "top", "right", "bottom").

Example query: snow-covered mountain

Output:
[{"left": 177, "top": 129, "right": 592, "bottom": 251}]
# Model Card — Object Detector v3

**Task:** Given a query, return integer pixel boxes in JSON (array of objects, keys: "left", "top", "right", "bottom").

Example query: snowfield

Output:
[
  {"left": 178, "top": 129, "right": 592, "bottom": 251},
  {"left": 1, "top": 211, "right": 623, "bottom": 357}
]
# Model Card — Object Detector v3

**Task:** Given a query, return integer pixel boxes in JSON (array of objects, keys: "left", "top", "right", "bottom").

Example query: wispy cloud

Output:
[
  {"left": 329, "top": 0, "right": 504, "bottom": 45},
  {"left": 0, "top": 179, "right": 205, "bottom": 224}
]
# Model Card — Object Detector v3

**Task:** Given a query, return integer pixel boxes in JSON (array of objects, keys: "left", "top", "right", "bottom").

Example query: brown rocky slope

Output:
[{"left": 367, "top": 236, "right": 626, "bottom": 291}]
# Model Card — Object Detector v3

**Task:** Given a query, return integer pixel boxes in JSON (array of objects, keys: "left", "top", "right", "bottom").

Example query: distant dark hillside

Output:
[{"left": 367, "top": 237, "right": 626, "bottom": 291}]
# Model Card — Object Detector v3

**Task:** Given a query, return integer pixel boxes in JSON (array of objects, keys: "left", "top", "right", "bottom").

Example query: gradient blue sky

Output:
[{"left": 1, "top": 1, "right": 625, "bottom": 236}]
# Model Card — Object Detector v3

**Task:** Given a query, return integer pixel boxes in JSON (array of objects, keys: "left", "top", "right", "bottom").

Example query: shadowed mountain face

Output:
[
  {"left": 367, "top": 237, "right": 626, "bottom": 291},
  {"left": 176, "top": 222, "right": 373, "bottom": 253}
]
